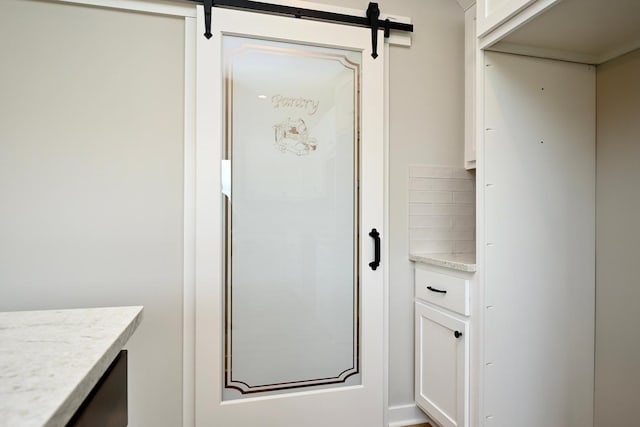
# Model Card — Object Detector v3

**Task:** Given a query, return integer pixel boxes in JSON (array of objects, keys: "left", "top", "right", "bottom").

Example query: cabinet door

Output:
[
  {"left": 476, "top": 0, "right": 544, "bottom": 36},
  {"left": 415, "top": 303, "right": 469, "bottom": 427}
]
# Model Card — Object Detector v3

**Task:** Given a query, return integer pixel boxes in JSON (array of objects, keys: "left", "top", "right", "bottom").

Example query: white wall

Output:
[
  {"left": 0, "top": 1, "right": 185, "bottom": 426},
  {"left": 313, "top": 0, "right": 466, "bottom": 412},
  {"left": 595, "top": 48, "right": 640, "bottom": 427},
  {"left": 387, "top": 0, "right": 463, "bottom": 411}
]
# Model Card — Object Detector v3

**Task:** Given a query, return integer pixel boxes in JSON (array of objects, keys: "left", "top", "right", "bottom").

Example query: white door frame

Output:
[
  {"left": 188, "top": 4, "right": 402, "bottom": 424},
  {"left": 45, "top": 1, "right": 410, "bottom": 425}
]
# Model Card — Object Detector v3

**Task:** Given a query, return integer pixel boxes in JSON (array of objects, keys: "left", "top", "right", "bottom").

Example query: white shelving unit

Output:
[{"left": 463, "top": 1, "right": 640, "bottom": 426}]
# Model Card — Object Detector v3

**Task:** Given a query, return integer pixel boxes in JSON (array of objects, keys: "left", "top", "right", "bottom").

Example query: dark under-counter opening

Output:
[{"left": 67, "top": 350, "right": 128, "bottom": 427}]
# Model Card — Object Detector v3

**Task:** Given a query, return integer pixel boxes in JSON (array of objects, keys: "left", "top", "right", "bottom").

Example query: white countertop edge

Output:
[
  {"left": 0, "top": 306, "right": 143, "bottom": 427},
  {"left": 409, "top": 253, "right": 477, "bottom": 272},
  {"left": 48, "top": 306, "right": 143, "bottom": 427}
]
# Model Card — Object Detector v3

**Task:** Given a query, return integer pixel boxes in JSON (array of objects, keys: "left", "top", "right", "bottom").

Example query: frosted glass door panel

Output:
[{"left": 222, "top": 36, "right": 361, "bottom": 400}]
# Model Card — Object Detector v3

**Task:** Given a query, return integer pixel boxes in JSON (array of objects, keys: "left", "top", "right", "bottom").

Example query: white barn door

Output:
[{"left": 194, "top": 6, "right": 384, "bottom": 426}]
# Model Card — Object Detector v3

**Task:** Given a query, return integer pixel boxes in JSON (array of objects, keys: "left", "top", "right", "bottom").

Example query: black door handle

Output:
[
  {"left": 454, "top": 330, "right": 462, "bottom": 339},
  {"left": 369, "top": 228, "right": 380, "bottom": 270},
  {"left": 426, "top": 286, "right": 447, "bottom": 294}
]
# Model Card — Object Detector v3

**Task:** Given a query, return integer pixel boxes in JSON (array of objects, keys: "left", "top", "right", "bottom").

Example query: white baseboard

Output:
[{"left": 388, "top": 403, "right": 432, "bottom": 427}]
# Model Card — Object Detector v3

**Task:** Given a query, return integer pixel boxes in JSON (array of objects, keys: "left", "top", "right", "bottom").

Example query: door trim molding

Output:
[
  {"left": 382, "top": 42, "right": 390, "bottom": 427},
  {"left": 46, "top": 0, "right": 198, "bottom": 17},
  {"left": 182, "top": 16, "right": 197, "bottom": 427}
]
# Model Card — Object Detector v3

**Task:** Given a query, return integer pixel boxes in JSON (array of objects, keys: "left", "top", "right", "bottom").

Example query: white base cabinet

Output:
[
  {"left": 415, "top": 303, "right": 469, "bottom": 427},
  {"left": 414, "top": 264, "right": 472, "bottom": 427}
]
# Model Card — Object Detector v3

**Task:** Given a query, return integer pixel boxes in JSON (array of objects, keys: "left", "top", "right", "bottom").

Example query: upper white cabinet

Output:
[
  {"left": 476, "top": 0, "right": 560, "bottom": 44},
  {"left": 476, "top": 0, "right": 537, "bottom": 36}
]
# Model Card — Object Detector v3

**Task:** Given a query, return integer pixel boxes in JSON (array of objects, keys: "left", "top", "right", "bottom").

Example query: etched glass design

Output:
[{"left": 222, "top": 36, "right": 361, "bottom": 400}]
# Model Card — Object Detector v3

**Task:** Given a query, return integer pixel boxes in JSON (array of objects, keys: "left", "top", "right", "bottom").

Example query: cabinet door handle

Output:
[
  {"left": 454, "top": 330, "right": 463, "bottom": 339},
  {"left": 426, "top": 286, "right": 447, "bottom": 294}
]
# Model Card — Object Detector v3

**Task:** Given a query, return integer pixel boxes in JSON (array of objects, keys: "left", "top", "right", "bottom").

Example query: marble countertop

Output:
[
  {"left": 410, "top": 252, "right": 477, "bottom": 272},
  {"left": 0, "top": 306, "right": 143, "bottom": 427}
]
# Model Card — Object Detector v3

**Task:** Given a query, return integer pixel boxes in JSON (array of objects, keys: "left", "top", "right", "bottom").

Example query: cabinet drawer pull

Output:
[
  {"left": 427, "top": 286, "right": 447, "bottom": 294},
  {"left": 454, "top": 330, "right": 463, "bottom": 339}
]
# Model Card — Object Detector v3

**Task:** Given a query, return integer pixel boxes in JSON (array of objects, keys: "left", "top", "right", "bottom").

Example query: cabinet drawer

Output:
[{"left": 415, "top": 268, "right": 470, "bottom": 316}]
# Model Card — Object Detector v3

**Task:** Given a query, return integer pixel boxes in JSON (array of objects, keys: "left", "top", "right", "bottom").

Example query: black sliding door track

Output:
[{"left": 184, "top": 0, "right": 413, "bottom": 58}]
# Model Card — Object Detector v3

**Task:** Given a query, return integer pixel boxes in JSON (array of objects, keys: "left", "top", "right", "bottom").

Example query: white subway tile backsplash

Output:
[
  {"left": 410, "top": 165, "right": 474, "bottom": 180},
  {"left": 408, "top": 165, "right": 476, "bottom": 255},
  {"left": 409, "top": 178, "right": 474, "bottom": 192},
  {"left": 409, "top": 203, "right": 475, "bottom": 216},
  {"left": 455, "top": 241, "right": 477, "bottom": 254},
  {"left": 453, "top": 215, "right": 476, "bottom": 230},
  {"left": 408, "top": 191, "right": 454, "bottom": 203},
  {"left": 410, "top": 240, "right": 457, "bottom": 254},
  {"left": 409, "top": 215, "right": 453, "bottom": 229},
  {"left": 453, "top": 191, "right": 475, "bottom": 204},
  {"left": 411, "top": 229, "right": 475, "bottom": 241}
]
